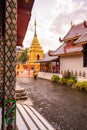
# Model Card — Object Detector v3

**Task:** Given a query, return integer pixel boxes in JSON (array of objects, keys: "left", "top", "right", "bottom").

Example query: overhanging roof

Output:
[
  {"left": 17, "top": 0, "right": 35, "bottom": 46},
  {"left": 51, "top": 43, "right": 83, "bottom": 56}
]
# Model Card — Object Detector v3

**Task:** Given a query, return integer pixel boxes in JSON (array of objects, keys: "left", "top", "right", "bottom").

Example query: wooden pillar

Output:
[
  {"left": 0, "top": 0, "right": 5, "bottom": 107},
  {"left": 1, "top": 0, "right": 17, "bottom": 130},
  {"left": 0, "top": 38, "right": 4, "bottom": 107}
]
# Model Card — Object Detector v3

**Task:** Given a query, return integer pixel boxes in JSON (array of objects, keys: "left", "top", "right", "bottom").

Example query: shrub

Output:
[
  {"left": 71, "top": 70, "right": 73, "bottom": 75},
  {"left": 70, "top": 76, "right": 77, "bottom": 82},
  {"left": 51, "top": 75, "right": 60, "bottom": 82},
  {"left": 75, "top": 81, "right": 87, "bottom": 91},
  {"left": 59, "top": 70, "right": 77, "bottom": 85},
  {"left": 67, "top": 78, "right": 75, "bottom": 86},
  {"left": 62, "top": 70, "right": 71, "bottom": 79},
  {"left": 79, "top": 71, "right": 81, "bottom": 76},
  {"left": 75, "top": 71, "right": 78, "bottom": 76},
  {"left": 61, "top": 70, "right": 63, "bottom": 74},
  {"left": 59, "top": 78, "right": 68, "bottom": 84}
]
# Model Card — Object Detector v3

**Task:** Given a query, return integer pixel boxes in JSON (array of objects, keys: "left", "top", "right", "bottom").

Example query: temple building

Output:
[
  {"left": 35, "top": 52, "right": 59, "bottom": 73},
  {"left": 26, "top": 20, "right": 44, "bottom": 71},
  {"left": 50, "top": 21, "right": 87, "bottom": 78}
]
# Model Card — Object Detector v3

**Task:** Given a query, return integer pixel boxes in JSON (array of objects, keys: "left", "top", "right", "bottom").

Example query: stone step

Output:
[
  {"left": 16, "top": 85, "right": 28, "bottom": 101},
  {"left": 16, "top": 96, "right": 28, "bottom": 100},
  {"left": 16, "top": 89, "right": 25, "bottom": 93},
  {"left": 16, "top": 92, "right": 27, "bottom": 97}
]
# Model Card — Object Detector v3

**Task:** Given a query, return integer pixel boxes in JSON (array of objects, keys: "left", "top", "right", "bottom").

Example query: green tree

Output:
[{"left": 18, "top": 48, "right": 28, "bottom": 63}]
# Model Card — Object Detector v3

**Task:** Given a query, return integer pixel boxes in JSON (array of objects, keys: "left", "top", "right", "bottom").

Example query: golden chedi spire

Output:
[
  {"left": 34, "top": 19, "right": 37, "bottom": 36},
  {"left": 26, "top": 19, "right": 44, "bottom": 71}
]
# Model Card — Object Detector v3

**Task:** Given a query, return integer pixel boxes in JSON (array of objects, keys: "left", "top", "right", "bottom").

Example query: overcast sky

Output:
[{"left": 23, "top": 0, "right": 87, "bottom": 53}]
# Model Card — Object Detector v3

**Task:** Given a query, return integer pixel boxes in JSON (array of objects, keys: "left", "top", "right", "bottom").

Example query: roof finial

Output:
[
  {"left": 34, "top": 19, "right": 37, "bottom": 36},
  {"left": 71, "top": 21, "right": 73, "bottom": 27}
]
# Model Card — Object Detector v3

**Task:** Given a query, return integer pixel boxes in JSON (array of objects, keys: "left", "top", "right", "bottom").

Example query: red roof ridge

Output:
[
  {"left": 75, "top": 31, "right": 87, "bottom": 44},
  {"left": 63, "top": 21, "right": 87, "bottom": 41}
]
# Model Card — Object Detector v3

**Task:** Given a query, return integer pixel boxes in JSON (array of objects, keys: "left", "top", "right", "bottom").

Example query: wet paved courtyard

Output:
[{"left": 17, "top": 77, "right": 87, "bottom": 130}]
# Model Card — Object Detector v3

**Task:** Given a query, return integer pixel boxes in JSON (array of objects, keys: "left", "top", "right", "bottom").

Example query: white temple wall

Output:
[{"left": 60, "top": 54, "right": 87, "bottom": 77}]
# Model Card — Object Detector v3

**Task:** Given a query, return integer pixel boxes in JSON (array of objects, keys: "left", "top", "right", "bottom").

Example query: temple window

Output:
[
  {"left": 37, "top": 55, "right": 40, "bottom": 60},
  {"left": 83, "top": 44, "right": 87, "bottom": 67}
]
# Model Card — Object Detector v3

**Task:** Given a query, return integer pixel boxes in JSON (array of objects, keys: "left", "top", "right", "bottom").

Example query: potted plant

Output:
[{"left": 33, "top": 70, "right": 38, "bottom": 79}]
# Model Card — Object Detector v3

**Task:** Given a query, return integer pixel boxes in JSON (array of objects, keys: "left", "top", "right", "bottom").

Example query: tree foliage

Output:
[{"left": 18, "top": 48, "right": 28, "bottom": 63}]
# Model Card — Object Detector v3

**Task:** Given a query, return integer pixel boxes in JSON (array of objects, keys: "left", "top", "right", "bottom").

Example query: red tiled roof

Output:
[
  {"left": 35, "top": 53, "right": 58, "bottom": 63},
  {"left": 75, "top": 32, "right": 87, "bottom": 44},
  {"left": 35, "top": 57, "right": 58, "bottom": 63},
  {"left": 49, "top": 21, "right": 86, "bottom": 56},
  {"left": 64, "top": 21, "right": 87, "bottom": 40},
  {"left": 53, "top": 43, "right": 83, "bottom": 56}
]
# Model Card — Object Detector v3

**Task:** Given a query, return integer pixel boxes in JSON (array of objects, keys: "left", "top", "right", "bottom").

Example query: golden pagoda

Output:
[{"left": 26, "top": 20, "right": 44, "bottom": 71}]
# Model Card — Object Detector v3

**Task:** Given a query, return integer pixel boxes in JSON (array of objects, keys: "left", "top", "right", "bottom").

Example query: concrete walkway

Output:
[
  {"left": 16, "top": 70, "right": 87, "bottom": 81},
  {"left": 0, "top": 103, "right": 55, "bottom": 130},
  {"left": 38, "top": 72, "right": 87, "bottom": 81}
]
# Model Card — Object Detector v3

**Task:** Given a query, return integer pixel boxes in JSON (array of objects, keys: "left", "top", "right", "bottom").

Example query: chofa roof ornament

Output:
[
  {"left": 59, "top": 37, "right": 63, "bottom": 42},
  {"left": 84, "top": 21, "right": 87, "bottom": 28},
  {"left": 48, "top": 50, "right": 55, "bottom": 56}
]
